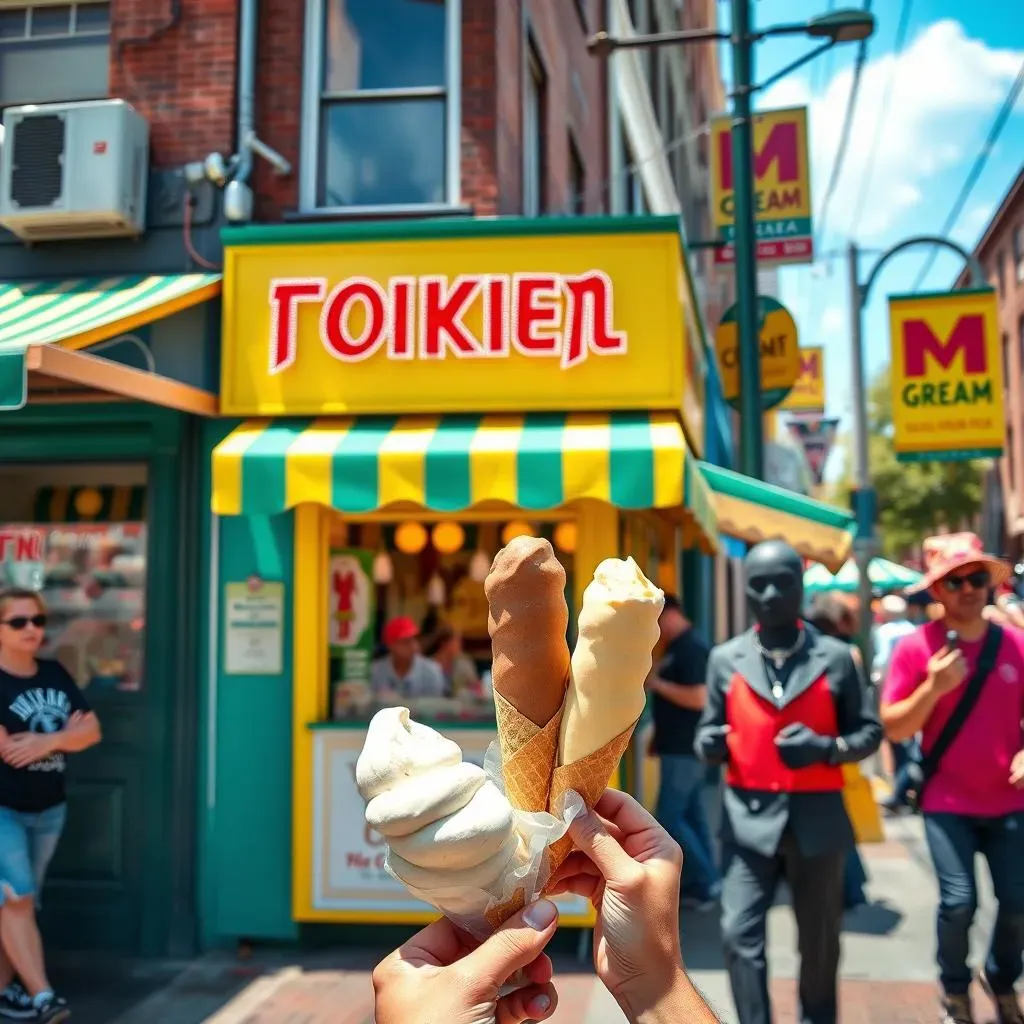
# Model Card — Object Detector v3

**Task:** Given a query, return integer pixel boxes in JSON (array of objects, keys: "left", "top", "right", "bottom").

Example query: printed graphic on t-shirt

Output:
[{"left": 7, "top": 687, "right": 72, "bottom": 773}]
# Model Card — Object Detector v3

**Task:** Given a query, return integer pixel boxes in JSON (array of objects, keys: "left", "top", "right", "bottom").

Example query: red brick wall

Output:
[
  {"left": 110, "top": 0, "right": 239, "bottom": 170},
  {"left": 462, "top": 0, "right": 500, "bottom": 215}
]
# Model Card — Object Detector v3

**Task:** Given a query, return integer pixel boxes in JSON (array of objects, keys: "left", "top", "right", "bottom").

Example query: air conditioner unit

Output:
[{"left": 0, "top": 99, "right": 149, "bottom": 242}]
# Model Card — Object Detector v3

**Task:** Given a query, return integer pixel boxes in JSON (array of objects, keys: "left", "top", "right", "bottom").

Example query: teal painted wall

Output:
[{"left": 198, "top": 420, "right": 298, "bottom": 946}]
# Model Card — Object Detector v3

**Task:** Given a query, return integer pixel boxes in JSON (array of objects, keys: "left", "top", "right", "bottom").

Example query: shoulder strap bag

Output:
[{"left": 904, "top": 623, "right": 1003, "bottom": 812}]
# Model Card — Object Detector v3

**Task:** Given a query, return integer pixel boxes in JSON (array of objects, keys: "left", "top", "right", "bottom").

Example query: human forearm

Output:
[
  {"left": 620, "top": 967, "right": 722, "bottom": 1024},
  {"left": 52, "top": 714, "right": 101, "bottom": 753},
  {"left": 651, "top": 678, "right": 706, "bottom": 710},
  {"left": 881, "top": 685, "right": 940, "bottom": 743}
]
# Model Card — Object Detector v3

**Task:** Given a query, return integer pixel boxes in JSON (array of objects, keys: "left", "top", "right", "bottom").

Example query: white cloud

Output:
[
  {"left": 820, "top": 304, "right": 845, "bottom": 335},
  {"left": 761, "top": 20, "right": 1024, "bottom": 242}
]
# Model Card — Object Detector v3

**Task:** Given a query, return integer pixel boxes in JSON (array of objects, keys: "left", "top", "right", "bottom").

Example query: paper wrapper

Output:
[{"left": 381, "top": 738, "right": 572, "bottom": 942}]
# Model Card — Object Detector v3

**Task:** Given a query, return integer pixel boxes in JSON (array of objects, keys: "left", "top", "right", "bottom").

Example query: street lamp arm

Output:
[
  {"left": 859, "top": 235, "right": 987, "bottom": 308},
  {"left": 751, "top": 40, "right": 835, "bottom": 94},
  {"left": 586, "top": 28, "right": 727, "bottom": 56}
]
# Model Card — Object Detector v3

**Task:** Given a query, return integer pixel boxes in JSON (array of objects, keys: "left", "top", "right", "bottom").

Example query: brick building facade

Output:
[{"left": 957, "top": 167, "right": 1024, "bottom": 553}]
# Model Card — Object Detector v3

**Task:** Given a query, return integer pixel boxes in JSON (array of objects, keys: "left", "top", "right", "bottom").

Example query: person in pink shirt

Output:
[{"left": 882, "top": 533, "right": 1024, "bottom": 1024}]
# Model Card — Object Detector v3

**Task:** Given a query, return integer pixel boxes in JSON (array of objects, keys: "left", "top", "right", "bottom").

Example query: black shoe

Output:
[
  {"left": 28, "top": 995, "right": 68, "bottom": 1023},
  {"left": 0, "top": 983, "right": 34, "bottom": 1021}
]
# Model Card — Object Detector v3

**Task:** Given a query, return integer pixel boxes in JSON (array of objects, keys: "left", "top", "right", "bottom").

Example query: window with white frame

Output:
[
  {"left": 1015, "top": 227, "right": 1024, "bottom": 284},
  {"left": 523, "top": 40, "right": 546, "bottom": 217},
  {"left": 0, "top": 3, "right": 110, "bottom": 107},
  {"left": 301, "top": 0, "right": 460, "bottom": 211}
]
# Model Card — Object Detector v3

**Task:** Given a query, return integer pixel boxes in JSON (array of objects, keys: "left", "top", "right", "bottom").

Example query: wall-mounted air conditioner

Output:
[{"left": 0, "top": 99, "right": 149, "bottom": 242}]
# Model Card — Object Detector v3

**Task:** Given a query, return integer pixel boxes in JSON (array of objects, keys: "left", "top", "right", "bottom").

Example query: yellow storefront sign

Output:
[
  {"left": 888, "top": 290, "right": 1004, "bottom": 462},
  {"left": 710, "top": 106, "right": 813, "bottom": 266},
  {"left": 219, "top": 218, "right": 705, "bottom": 450},
  {"left": 715, "top": 296, "right": 800, "bottom": 410},
  {"left": 780, "top": 346, "right": 826, "bottom": 413}
]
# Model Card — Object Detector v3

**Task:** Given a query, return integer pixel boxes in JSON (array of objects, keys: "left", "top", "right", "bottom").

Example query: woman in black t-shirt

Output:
[{"left": 0, "top": 587, "right": 101, "bottom": 1023}]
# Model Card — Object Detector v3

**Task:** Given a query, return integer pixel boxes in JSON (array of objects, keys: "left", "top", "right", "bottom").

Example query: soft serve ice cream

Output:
[{"left": 356, "top": 707, "right": 519, "bottom": 916}]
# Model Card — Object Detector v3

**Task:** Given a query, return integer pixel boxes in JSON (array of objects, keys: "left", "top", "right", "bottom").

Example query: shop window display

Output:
[
  {"left": 326, "top": 514, "right": 576, "bottom": 724},
  {"left": 0, "top": 464, "right": 146, "bottom": 694}
]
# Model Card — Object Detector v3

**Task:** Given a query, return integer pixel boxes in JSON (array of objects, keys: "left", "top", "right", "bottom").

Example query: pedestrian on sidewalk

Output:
[
  {"left": 372, "top": 789, "right": 722, "bottom": 1023},
  {"left": 0, "top": 588, "right": 102, "bottom": 1024},
  {"left": 880, "top": 533, "right": 1024, "bottom": 1024},
  {"left": 645, "top": 594, "right": 722, "bottom": 910},
  {"left": 697, "top": 541, "right": 881, "bottom": 1024}
]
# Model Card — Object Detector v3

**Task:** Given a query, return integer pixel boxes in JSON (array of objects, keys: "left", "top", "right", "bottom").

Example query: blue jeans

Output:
[
  {"left": 656, "top": 754, "right": 721, "bottom": 898},
  {"left": 0, "top": 803, "right": 66, "bottom": 906},
  {"left": 924, "top": 812, "right": 1024, "bottom": 996}
]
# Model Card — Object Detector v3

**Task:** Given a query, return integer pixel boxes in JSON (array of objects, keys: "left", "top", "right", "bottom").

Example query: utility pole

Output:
[
  {"left": 847, "top": 241, "right": 875, "bottom": 665},
  {"left": 730, "top": 0, "right": 765, "bottom": 480}
]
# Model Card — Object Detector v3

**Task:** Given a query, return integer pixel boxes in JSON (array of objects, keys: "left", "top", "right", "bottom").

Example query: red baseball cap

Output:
[{"left": 383, "top": 616, "right": 420, "bottom": 646}]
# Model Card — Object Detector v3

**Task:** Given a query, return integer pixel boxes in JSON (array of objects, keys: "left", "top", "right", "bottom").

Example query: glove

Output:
[
  {"left": 774, "top": 723, "right": 836, "bottom": 770},
  {"left": 696, "top": 724, "right": 731, "bottom": 764}
]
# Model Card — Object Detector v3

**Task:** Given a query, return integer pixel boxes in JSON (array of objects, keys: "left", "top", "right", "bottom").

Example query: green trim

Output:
[
  {"left": 308, "top": 718, "right": 496, "bottom": 731},
  {"left": 887, "top": 286, "right": 997, "bottom": 302},
  {"left": 698, "top": 461, "right": 856, "bottom": 531},
  {"left": 896, "top": 448, "right": 1001, "bottom": 463},
  {"left": 222, "top": 214, "right": 682, "bottom": 248}
]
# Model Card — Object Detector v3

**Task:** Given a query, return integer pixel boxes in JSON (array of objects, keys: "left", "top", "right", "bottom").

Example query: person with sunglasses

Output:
[
  {"left": 0, "top": 587, "right": 101, "bottom": 1023},
  {"left": 880, "top": 534, "right": 1024, "bottom": 1024}
]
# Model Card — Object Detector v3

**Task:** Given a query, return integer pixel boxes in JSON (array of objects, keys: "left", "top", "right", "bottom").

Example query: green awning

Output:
[
  {"left": 0, "top": 273, "right": 221, "bottom": 353},
  {"left": 212, "top": 413, "right": 719, "bottom": 549},
  {"left": 698, "top": 462, "right": 856, "bottom": 572}
]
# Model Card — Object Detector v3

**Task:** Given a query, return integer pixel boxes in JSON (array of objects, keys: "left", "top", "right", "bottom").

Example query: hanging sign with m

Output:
[
  {"left": 709, "top": 106, "right": 813, "bottom": 267},
  {"left": 888, "top": 289, "right": 1004, "bottom": 462}
]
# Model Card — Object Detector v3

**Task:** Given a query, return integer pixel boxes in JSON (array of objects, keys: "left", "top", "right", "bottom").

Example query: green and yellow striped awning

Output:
[
  {"left": 698, "top": 462, "right": 857, "bottom": 573},
  {"left": 212, "top": 413, "right": 718, "bottom": 547},
  {"left": 0, "top": 273, "right": 221, "bottom": 352}
]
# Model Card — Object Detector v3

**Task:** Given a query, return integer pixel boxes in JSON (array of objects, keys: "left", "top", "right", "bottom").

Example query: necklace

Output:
[{"left": 753, "top": 629, "right": 806, "bottom": 701}]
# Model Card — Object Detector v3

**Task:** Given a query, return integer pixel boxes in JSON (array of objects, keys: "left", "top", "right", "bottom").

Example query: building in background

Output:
[{"left": 957, "top": 166, "right": 1024, "bottom": 557}]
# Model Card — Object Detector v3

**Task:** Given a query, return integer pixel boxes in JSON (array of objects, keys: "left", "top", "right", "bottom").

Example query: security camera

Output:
[{"left": 204, "top": 152, "right": 228, "bottom": 187}]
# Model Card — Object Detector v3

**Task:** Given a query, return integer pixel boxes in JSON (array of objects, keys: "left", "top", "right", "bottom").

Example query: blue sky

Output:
[{"left": 717, "top": 0, "right": 1024, "bottom": 472}]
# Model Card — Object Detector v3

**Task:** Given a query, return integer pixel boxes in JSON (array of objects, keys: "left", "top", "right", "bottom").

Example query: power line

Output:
[
  {"left": 815, "top": 0, "right": 873, "bottom": 246},
  {"left": 810, "top": 0, "right": 838, "bottom": 96},
  {"left": 849, "top": 0, "right": 913, "bottom": 234},
  {"left": 911, "top": 54, "right": 1024, "bottom": 290}
]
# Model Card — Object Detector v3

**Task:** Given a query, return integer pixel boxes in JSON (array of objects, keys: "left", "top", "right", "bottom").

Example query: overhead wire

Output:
[
  {"left": 911, "top": 54, "right": 1024, "bottom": 290},
  {"left": 849, "top": 0, "right": 913, "bottom": 234},
  {"left": 815, "top": 0, "right": 873, "bottom": 247}
]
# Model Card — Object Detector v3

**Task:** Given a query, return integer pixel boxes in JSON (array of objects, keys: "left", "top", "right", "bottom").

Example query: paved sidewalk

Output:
[{"left": 51, "top": 815, "right": 1016, "bottom": 1023}]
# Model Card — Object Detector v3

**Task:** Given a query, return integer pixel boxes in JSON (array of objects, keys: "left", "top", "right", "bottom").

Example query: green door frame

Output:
[{"left": 0, "top": 402, "right": 202, "bottom": 956}]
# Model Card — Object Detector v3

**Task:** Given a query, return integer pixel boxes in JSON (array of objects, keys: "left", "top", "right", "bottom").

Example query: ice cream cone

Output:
[{"left": 493, "top": 690, "right": 563, "bottom": 816}]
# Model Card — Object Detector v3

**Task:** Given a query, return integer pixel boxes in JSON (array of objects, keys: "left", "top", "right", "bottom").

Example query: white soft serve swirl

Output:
[{"left": 356, "top": 707, "right": 517, "bottom": 895}]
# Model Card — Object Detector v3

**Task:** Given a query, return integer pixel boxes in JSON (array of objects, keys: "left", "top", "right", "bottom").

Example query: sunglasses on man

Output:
[
  {"left": 941, "top": 570, "right": 991, "bottom": 593},
  {"left": 0, "top": 614, "right": 47, "bottom": 630}
]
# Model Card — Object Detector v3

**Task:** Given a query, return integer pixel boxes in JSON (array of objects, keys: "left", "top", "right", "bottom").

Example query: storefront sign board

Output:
[
  {"left": 888, "top": 290, "right": 1004, "bottom": 462},
  {"left": 224, "top": 578, "right": 285, "bottom": 675},
  {"left": 710, "top": 106, "right": 814, "bottom": 266},
  {"left": 715, "top": 296, "right": 800, "bottom": 410},
  {"left": 220, "top": 219, "right": 705, "bottom": 452},
  {"left": 309, "top": 727, "right": 594, "bottom": 925},
  {"left": 780, "top": 346, "right": 826, "bottom": 413}
]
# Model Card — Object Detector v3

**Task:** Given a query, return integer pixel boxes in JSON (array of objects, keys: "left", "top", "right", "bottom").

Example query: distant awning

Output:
[
  {"left": 698, "top": 462, "right": 856, "bottom": 573},
  {"left": 0, "top": 273, "right": 221, "bottom": 352},
  {"left": 212, "top": 413, "right": 719, "bottom": 549}
]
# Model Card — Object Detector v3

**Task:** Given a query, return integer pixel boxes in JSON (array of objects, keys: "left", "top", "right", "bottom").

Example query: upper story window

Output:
[
  {"left": 0, "top": 3, "right": 110, "bottom": 106},
  {"left": 301, "top": 0, "right": 461, "bottom": 212},
  {"left": 1015, "top": 227, "right": 1024, "bottom": 284},
  {"left": 523, "top": 40, "right": 546, "bottom": 218}
]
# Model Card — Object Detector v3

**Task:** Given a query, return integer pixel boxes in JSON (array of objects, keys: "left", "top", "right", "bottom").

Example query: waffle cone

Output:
[
  {"left": 542, "top": 720, "right": 638, "bottom": 883},
  {"left": 494, "top": 690, "right": 562, "bottom": 814}
]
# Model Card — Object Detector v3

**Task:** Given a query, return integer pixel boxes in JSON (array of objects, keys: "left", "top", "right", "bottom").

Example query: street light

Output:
[{"left": 588, "top": 4, "right": 875, "bottom": 482}]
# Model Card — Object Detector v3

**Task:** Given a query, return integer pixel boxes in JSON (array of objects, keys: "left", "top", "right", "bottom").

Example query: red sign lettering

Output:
[
  {"left": 0, "top": 530, "right": 43, "bottom": 562},
  {"left": 265, "top": 272, "right": 628, "bottom": 372},
  {"left": 799, "top": 352, "right": 819, "bottom": 377},
  {"left": 718, "top": 121, "right": 799, "bottom": 191},
  {"left": 903, "top": 315, "right": 987, "bottom": 378}
]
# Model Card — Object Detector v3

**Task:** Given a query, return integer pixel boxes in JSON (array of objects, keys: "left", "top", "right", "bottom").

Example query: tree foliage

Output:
[{"left": 838, "top": 367, "right": 984, "bottom": 558}]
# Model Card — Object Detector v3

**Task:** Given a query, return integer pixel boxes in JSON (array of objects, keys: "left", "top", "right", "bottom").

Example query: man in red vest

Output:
[{"left": 697, "top": 540, "right": 881, "bottom": 1024}]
